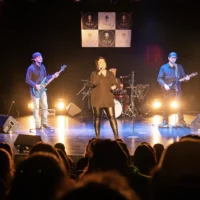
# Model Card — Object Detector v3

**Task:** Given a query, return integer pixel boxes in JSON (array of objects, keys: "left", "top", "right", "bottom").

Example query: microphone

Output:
[
  {"left": 120, "top": 75, "right": 130, "bottom": 78},
  {"left": 98, "top": 66, "right": 102, "bottom": 70}
]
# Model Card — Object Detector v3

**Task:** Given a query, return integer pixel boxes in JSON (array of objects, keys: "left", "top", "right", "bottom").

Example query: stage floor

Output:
[{"left": 0, "top": 114, "right": 199, "bottom": 156}]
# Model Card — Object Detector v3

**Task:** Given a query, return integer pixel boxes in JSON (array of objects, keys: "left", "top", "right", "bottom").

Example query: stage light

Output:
[
  {"left": 152, "top": 99, "right": 162, "bottom": 109},
  {"left": 57, "top": 102, "right": 65, "bottom": 110},
  {"left": 171, "top": 100, "right": 179, "bottom": 109},
  {"left": 28, "top": 102, "right": 33, "bottom": 110},
  {"left": 55, "top": 99, "right": 67, "bottom": 112}
]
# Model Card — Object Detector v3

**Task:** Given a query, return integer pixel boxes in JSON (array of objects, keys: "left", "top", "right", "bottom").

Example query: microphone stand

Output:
[
  {"left": 174, "top": 64, "right": 179, "bottom": 127},
  {"left": 130, "top": 71, "right": 135, "bottom": 135},
  {"left": 77, "top": 84, "right": 87, "bottom": 96},
  {"left": 77, "top": 81, "right": 92, "bottom": 117},
  {"left": 130, "top": 71, "right": 135, "bottom": 121}
]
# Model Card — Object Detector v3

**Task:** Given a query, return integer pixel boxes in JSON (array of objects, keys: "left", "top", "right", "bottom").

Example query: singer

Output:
[
  {"left": 90, "top": 57, "right": 119, "bottom": 139},
  {"left": 157, "top": 52, "right": 190, "bottom": 126}
]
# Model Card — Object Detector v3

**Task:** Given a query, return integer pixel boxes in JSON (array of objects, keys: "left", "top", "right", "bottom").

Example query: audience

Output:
[
  {"left": 153, "top": 143, "right": 164, "bottom": 163},
  {"left": 7, "top": 152, "right": 74, "bottom": 200},
  {"left": 1, "top": 133, "right": 200, "bottom": 200}
]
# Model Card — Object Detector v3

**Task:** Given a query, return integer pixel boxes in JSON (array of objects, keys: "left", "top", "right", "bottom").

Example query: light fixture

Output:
[
  {"left": 152, "top": 99, "right": 162, "bottom": 109},
  {"left": 171, "top": 100, "right": 179, "bottom": 109},
  {"left": 28, "top": 102, "right": 33, "bottom": 110},
  {"left": 56, "top": 99, "right": 66, "bottom": 111}
]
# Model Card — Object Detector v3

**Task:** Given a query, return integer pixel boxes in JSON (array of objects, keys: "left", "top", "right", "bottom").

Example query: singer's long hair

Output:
[{"left": 95, "top": 56, "right": 106, "bottom": 70}]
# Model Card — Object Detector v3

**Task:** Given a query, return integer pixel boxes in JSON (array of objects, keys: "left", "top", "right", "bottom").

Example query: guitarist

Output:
[
  {"left": 157, "top": 52, "right": 190, "bottom": 126},
  {"left": 26, "top": 52, "right": 59, "bottom": 130}
]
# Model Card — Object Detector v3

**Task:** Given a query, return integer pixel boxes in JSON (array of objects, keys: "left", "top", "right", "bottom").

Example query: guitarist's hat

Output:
[
  {"left": 32, "top": 52, "right": 42, "bottom": 60},
  {"left": 168, "top": 52, "right": 178, "bottom": 58}
]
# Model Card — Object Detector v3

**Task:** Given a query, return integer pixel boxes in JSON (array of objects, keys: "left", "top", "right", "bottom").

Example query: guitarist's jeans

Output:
[
  {"left": 92, "top": 107, "right": 119, "bottom": 139},
  {"left": 31, "top": 91, "right": 48, "bottom": 128},
  {"left": 163, "top": 89, "right": 184, "bottom": 122}
]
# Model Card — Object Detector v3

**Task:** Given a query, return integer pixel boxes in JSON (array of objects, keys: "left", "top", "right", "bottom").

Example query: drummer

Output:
[
  {"left": 109, "top": 68, "right": 130, "bottom": 111},
  {"left": 109, "top": 68, "right": 123, "bottom": 91}
]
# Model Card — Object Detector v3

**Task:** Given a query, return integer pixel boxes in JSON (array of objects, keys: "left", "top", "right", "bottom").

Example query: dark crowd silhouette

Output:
[{"left": 0, "top": 133, "right": 200, "bottom": 200}]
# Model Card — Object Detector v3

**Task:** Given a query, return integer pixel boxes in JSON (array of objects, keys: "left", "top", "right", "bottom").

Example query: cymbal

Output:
[
  {"left": 81, "top": 80, "right": 90, "bottom": 82},
  {"left": 126, "top": 86, "right": 136, "bottom": 88},
  {"left": 123, "top": 80, "right": 135, "bottom": 84}
]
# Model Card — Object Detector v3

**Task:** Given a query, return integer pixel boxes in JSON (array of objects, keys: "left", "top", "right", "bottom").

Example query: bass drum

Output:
[
  {"left": 114, "top": 99, "right": 123, "bottom": 118},
  {"left": 104, "top": 99, "right": 122, "bottom": 118}
]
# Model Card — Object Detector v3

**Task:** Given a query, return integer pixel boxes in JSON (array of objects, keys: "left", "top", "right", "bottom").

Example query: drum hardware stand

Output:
[
  {"left": 135, "top": 84, "right": 150, "bottom": 118},
  {"left": 123, "top": 82, "right": 150, "bottom": 120},
  {"left": 119, "top": 72, "right": 137, "bottom": 121},
  {"left": 135, "top": 84, "right": 149, "bottom": 102},
  {"left": 128, "top": 71, "right": 137, "bottom": 120}
]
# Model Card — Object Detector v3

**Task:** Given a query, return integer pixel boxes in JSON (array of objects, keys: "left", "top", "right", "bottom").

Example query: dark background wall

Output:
[{"left": 1, "top": 0, "right": 200, "bottom": 116}]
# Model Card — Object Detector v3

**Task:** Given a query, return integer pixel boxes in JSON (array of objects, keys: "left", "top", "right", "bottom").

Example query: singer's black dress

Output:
[{"left": 90, "top": 70, "right": 117, "bottom": 108}]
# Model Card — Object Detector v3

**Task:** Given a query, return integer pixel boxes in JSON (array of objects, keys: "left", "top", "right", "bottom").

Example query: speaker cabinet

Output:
[
  {"left": 0, "top": 115, "right": 19, "bottom": 134},
  {"left": 14, "top": 134, "right": 42, "bottom": 152},
  {"left": 191, "top": 114, "right": 200, "bottom": 129},
  {"left": 66, "top": 103, "right": 81, "bottom": 116}
]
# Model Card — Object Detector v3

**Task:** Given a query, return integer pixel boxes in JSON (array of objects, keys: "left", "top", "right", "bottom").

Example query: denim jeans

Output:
[{"left": 31, "top": 91, "right": 48, "bottom": 128}]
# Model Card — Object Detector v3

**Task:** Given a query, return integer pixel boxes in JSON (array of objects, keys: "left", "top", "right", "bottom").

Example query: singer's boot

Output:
[
  {"left": 109, "top": 117, "right": 119, "bottom": 140},
  {"left": 94, "top": 118, "right": 100, "bottom": 139}
]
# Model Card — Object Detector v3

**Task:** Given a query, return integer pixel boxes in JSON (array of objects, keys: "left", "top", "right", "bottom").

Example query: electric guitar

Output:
[
  {"left": 32, "top": 65, "right": 67, "bottom": 98},
  {"left": 168, "top": 72, "right": 198, "bottom": 89}
]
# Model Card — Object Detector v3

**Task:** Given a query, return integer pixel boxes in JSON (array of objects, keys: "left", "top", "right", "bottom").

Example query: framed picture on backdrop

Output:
[{"left": 81, "top": 12, "right": 132, "bottom": 48}]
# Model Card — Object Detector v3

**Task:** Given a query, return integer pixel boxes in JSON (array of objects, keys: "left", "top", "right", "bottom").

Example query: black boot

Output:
[
  {"left": 109, "top": 117, "right": 119, "bottom": 140},
  {"left": 42, "top": 124, "right": 51, "bottom": 129},
  {"left": 94, "top": 118, "right": 100, "bottom": 139}
]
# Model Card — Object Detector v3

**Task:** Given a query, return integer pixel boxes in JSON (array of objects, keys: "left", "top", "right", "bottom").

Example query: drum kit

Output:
[
  {"left": 112, "top": 85, "right": 149, "bottom": 119},
  {"left": 77, "top": 71, "right": 149, "bottom": 120}
]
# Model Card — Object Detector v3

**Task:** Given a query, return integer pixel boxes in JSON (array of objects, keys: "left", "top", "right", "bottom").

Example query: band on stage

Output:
[{"left": 26, "top": 52, "right": 194, "bottom": 138}]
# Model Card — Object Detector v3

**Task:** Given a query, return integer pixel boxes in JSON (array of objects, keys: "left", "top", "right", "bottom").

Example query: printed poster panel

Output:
[
  {"left": 81, "top": 30, "right": 98, "bottom": 47},
  {"left": 116, "top": 12, "right": 132, "bottom": 30},
  {"left": 98, "top": 12, "right": 116, "bottom": 30},
  {"left": 99, "top": 30, "right": 115, "bottom": 47},
  {"left": 115, "top": 30, "right": 132, "bottom": 47},
  {"left": 81, "top": 12, "right": 98, "bottom": 29}
]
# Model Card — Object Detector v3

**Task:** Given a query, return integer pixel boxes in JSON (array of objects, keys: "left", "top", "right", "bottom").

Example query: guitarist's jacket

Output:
[
  {"left": 157, "top": 63, "right": 185, "bottom": 91},
  {"left": 26, "top": 63, "right": 53, "bottom": 91}
]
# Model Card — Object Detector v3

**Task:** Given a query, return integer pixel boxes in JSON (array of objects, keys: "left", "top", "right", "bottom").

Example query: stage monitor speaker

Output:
[
  {"left": 0, "top": 115, "right": 19, "bottom": 134},
  {"left": 191, "top": 114, "right": 200, "bottom": 129},
  {"left": 66, "top": 103, "right": 82, "bottom": 116},
  {"left": 14, "top": 134, "right": 42, "bottom": 152}
]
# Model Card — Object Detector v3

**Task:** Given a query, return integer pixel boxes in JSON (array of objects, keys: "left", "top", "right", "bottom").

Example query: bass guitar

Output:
[
  {"left": 32, "top": 65, "right": 67, "bottom": 98},
  {"left": 168, "top": 72, "right": 198, "bottom": 89}
]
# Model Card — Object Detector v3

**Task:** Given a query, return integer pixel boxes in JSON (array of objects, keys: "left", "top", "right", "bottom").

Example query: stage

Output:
[{"left": 0, "top": 113, "right": 199, "bottom": 157}]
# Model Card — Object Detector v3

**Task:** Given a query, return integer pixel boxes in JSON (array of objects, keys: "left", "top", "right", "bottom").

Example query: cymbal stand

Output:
[
  {"left": 123, "top": 71, "right": 137, "bottom": 120},
  {"left": 135, "top": 84, "right": 149, "bottom": 102}
]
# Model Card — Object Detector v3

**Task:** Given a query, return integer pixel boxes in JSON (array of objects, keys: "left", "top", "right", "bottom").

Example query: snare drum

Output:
[{"left": 114, "top": 89, "right": 127, "bottom": 100}]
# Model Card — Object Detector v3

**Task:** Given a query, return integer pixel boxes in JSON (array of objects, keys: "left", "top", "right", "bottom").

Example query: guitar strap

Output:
[{"left": 175, "top": 64, "right": 179, "bottom": 79}]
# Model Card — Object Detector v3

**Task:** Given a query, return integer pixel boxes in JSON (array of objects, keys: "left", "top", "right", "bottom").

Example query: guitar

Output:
[
  {"left": 168, "top": 72, "right": 198, "bottom": 89},
  {"left": 32, "top": 65, "right": 67, "bottom": 98}
]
